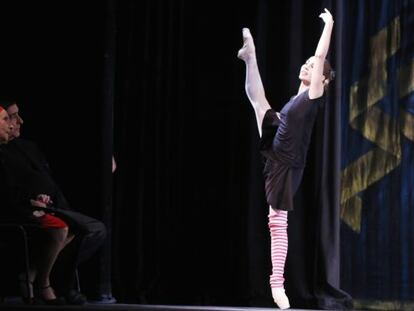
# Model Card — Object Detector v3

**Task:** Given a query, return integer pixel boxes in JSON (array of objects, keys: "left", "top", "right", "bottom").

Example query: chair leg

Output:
[
  {"left": 19, "top": 226, "right": 32, "bottom": 303},
  {"left": 75, "top": 269, "right": 81, "bottom": 293}
]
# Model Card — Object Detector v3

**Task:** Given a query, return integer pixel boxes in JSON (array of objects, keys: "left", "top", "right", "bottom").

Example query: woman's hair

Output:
[
  {"left": 323, "top": 59, "right": 335, "bottom": 87},
  {"left": 0, "top": 97, "right": 17, "bottom": 110}
]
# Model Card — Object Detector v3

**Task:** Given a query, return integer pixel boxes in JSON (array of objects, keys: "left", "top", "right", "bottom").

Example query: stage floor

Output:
[{"left": 0, "top": 301, "right": 326, "bottom": 311}]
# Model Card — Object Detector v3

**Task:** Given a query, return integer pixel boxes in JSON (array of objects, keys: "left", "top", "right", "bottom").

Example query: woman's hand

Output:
[
  {"left": 37, "top": 194, "right": 53, "bottom": 206},
  {"left": 32, "top": 210, "right": 46, "bottom": 217},
  {"left": 30, "top": 198, "right": 47, "bottom": 217},
  {"left": 30, "top": 194, "right": 53, "bottom": 208},
  {"left": 319, "top": 8, "right": 333, "bottom": 25},
  {"left": 30, "top": 199, "right": 47, "bottom": 208}
]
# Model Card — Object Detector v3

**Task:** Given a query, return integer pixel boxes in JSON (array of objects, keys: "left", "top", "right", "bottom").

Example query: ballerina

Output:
[{"left": 238, "top": 8, "right": 334, "bottom": 309}]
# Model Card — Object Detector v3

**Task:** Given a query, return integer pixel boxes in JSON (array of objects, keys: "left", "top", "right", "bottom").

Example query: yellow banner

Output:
[{"left": 341, "top": 17, "right": 402, "bottom": 233}]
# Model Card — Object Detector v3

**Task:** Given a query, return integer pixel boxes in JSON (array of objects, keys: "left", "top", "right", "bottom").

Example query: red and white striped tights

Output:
[{"left": 268, "top": 207, "right": 288, "bottom": 289}]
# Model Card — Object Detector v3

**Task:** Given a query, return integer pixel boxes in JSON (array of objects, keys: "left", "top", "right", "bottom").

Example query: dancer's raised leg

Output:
[{"left": 238, "top": 28, "right": 271, "bottom": 137}]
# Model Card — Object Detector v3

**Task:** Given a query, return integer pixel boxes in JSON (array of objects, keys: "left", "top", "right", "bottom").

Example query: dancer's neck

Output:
[{"left": 297, "top": 83, "right": 309, "bottom": 96}]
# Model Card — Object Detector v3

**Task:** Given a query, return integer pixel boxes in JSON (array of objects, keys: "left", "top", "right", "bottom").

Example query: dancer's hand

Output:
[{"left": 319, "top": 8, "right": 333, "bottom": 25}]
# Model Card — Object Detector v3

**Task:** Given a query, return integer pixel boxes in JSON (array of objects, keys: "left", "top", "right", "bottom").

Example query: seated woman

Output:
[
  {"left": 0, "top": 104, "right": 74, "bottom": 305},
  {"left": 1, "top": 99, "right": 106, "bottom": 305},
  {"left": 22, "top": 194, "right": 75, "bottom": 305}
]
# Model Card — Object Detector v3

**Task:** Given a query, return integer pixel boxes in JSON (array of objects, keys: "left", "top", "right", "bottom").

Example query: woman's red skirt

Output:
[{"left": 38, "top": 213, "right": 67, "bottom": 229}]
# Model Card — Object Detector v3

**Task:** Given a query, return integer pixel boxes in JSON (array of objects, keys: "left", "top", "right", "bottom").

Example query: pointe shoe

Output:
[
  {"left": 271, "top": 287, "right": 290, "bottom": 310},
  {"left": 241, "top": 27, "right": 252, "bottom": 38},
  {"left": 237, "top": 28, "right": 255, "bottom": 60}
]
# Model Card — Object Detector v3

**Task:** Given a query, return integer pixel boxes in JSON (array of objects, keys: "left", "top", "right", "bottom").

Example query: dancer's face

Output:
[
  {"left": 299, "top": 57, "right": 332, "bottom": 87},
  {"left": 298, "top": 57, "right": 316, "bottom": 85}
]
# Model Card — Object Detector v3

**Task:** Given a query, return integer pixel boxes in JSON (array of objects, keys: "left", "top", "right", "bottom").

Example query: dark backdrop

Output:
[{"left": 0, "top": 0, "right": 351, "bottom": 309}]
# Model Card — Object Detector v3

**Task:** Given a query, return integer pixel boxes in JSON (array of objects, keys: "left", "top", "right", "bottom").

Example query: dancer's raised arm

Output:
[{"left": 309, "top": 8, "right": 334, "bottom": 99}]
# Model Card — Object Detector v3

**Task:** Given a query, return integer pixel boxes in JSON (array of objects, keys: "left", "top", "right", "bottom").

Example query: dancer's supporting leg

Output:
[{"left": 268, "top": 207, "right": 290, "bottom": 309}]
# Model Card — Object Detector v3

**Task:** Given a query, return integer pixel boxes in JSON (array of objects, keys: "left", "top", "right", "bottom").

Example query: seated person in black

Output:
[{"left": 0, "top": 100, "right": 106, "bottom": 305}]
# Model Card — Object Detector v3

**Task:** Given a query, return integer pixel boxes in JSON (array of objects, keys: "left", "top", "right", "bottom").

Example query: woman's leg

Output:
[
  {"left": 238, "top": 28, "right": 271, "bottom": 137},
  {"left": 35, "top": 227, "right": 74, "bottom": 300},
  {"left": 268, "top": 207, "right": 290, "bottom": 309}
]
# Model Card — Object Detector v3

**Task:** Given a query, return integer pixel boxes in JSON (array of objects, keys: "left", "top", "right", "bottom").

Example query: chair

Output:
[
  {"left": 0, "top": 223, "right": 81, "bottom": 303},
  {"left": 0, "top": 223, "right": 35, "bottom": 302}
]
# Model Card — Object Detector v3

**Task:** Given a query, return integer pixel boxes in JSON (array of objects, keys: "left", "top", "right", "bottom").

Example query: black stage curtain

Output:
[{"left": 112, "top": 0, "right": 255, "bottom": 304}]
